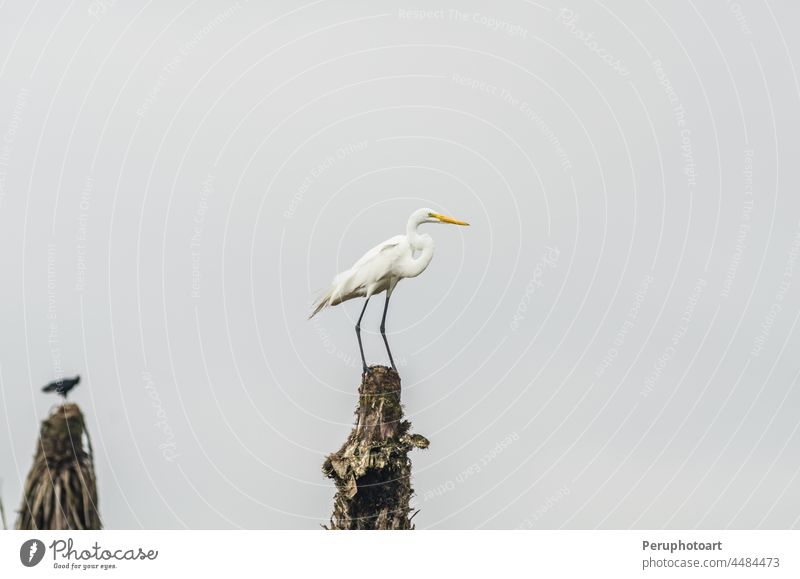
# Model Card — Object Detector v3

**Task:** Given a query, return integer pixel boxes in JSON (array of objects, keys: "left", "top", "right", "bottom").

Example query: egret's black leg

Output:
[
  {"left": 355, "top": 297, "right": 371, "bottom": 374},
  {"left": 380, "top": 292, "right": 396, "bottom": 371}
]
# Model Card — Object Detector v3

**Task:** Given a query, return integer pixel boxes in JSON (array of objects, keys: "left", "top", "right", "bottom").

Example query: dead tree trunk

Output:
[
  {"left": 323, "top": 365, "right": 429, "bottom": 529},
  {"left": 0, "top": 482, "right": 7, "bottom": 530},
  {"left": 16, "top": 403, "right": 101, "bottom": 530}
]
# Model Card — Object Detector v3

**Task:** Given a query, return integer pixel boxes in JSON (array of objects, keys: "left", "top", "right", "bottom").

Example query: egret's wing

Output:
[
  {"left": 309, "top": 236, "right": 404, "bottom": 317},
  {"left": 332, "top": 237, "right": 402, "bottom": 298},
  {"left": 350, "top": 235, "right": 404, "bottom": 269}
]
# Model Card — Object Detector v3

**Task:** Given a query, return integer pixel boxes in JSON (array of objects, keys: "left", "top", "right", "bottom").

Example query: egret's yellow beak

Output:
[{"left": 430, "top": 212, "right": 470, "bottom": 226}]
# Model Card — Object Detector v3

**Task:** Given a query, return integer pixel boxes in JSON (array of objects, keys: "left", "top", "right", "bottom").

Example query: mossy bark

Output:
[
  {"left": 16, "top": 403, "right": 101, "bottom": 530},
  {"left": 323, "top": 365, "right": 429, "bottom": 529}
]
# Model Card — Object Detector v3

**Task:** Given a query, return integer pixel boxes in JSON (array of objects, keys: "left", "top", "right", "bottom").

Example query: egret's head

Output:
[
  {"left": 424, "top": 209, "right": 470, "bottom": 226},
  {"left": 408, "top": 207, "right": 470, "bottom": 230}
]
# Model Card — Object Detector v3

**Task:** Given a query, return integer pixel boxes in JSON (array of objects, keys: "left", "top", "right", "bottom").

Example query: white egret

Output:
[{"left": 309, "top": 208, "right": 470, "bottom": 373}]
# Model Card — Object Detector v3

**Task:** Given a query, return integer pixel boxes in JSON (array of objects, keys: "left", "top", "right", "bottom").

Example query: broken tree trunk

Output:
[
  {"left": 16, "top": 403, "right": 101, "bottom": 530},
  {"left": 323, "top": 365, "right": 429, "bottom": 529}
]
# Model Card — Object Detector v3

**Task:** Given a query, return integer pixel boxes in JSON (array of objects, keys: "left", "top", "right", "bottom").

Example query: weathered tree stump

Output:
[
  {"left": 323, "top": 365, "right": 429, "bottom": 530},
  {"left": 16, "top": 403, "right": 101, "bottom": 530}
]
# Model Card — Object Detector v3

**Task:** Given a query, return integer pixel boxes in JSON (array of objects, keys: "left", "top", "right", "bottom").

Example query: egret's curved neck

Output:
[
  {"left": 401, "top": 211, "right": 435, "bottom": 278},
  {"left": 406, "top": 211, "right": 427, "bottom": 249}
]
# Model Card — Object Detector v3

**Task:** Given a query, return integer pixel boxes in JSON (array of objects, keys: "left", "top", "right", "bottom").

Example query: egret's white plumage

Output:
[{"left": 309, "top": 207, "right": 469, "bottom": 372}]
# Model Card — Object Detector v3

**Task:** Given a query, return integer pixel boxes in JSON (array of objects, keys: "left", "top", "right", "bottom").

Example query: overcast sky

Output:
[{"left": 1, "top": 0, "right": 800, "bottom": 529}]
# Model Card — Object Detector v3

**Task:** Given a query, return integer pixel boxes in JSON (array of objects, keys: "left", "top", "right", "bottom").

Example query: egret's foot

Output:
[{"left": 362, "top": 365, "right": 373, "bottom": 376}]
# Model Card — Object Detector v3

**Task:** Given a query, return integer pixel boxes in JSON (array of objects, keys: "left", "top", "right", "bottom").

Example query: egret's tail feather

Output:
[{"left": 309, "top": 289, "right": 332, "bottom": 319}]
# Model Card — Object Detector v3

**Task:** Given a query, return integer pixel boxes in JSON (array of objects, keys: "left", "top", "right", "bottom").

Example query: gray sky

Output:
[{"left": 1, "top": 0, "right": 800, "bottom": 529}]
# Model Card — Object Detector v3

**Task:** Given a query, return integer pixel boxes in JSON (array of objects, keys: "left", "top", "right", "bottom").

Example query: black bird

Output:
[{"left": 42, "top": 375, "right": 81, "bottom": 399}]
